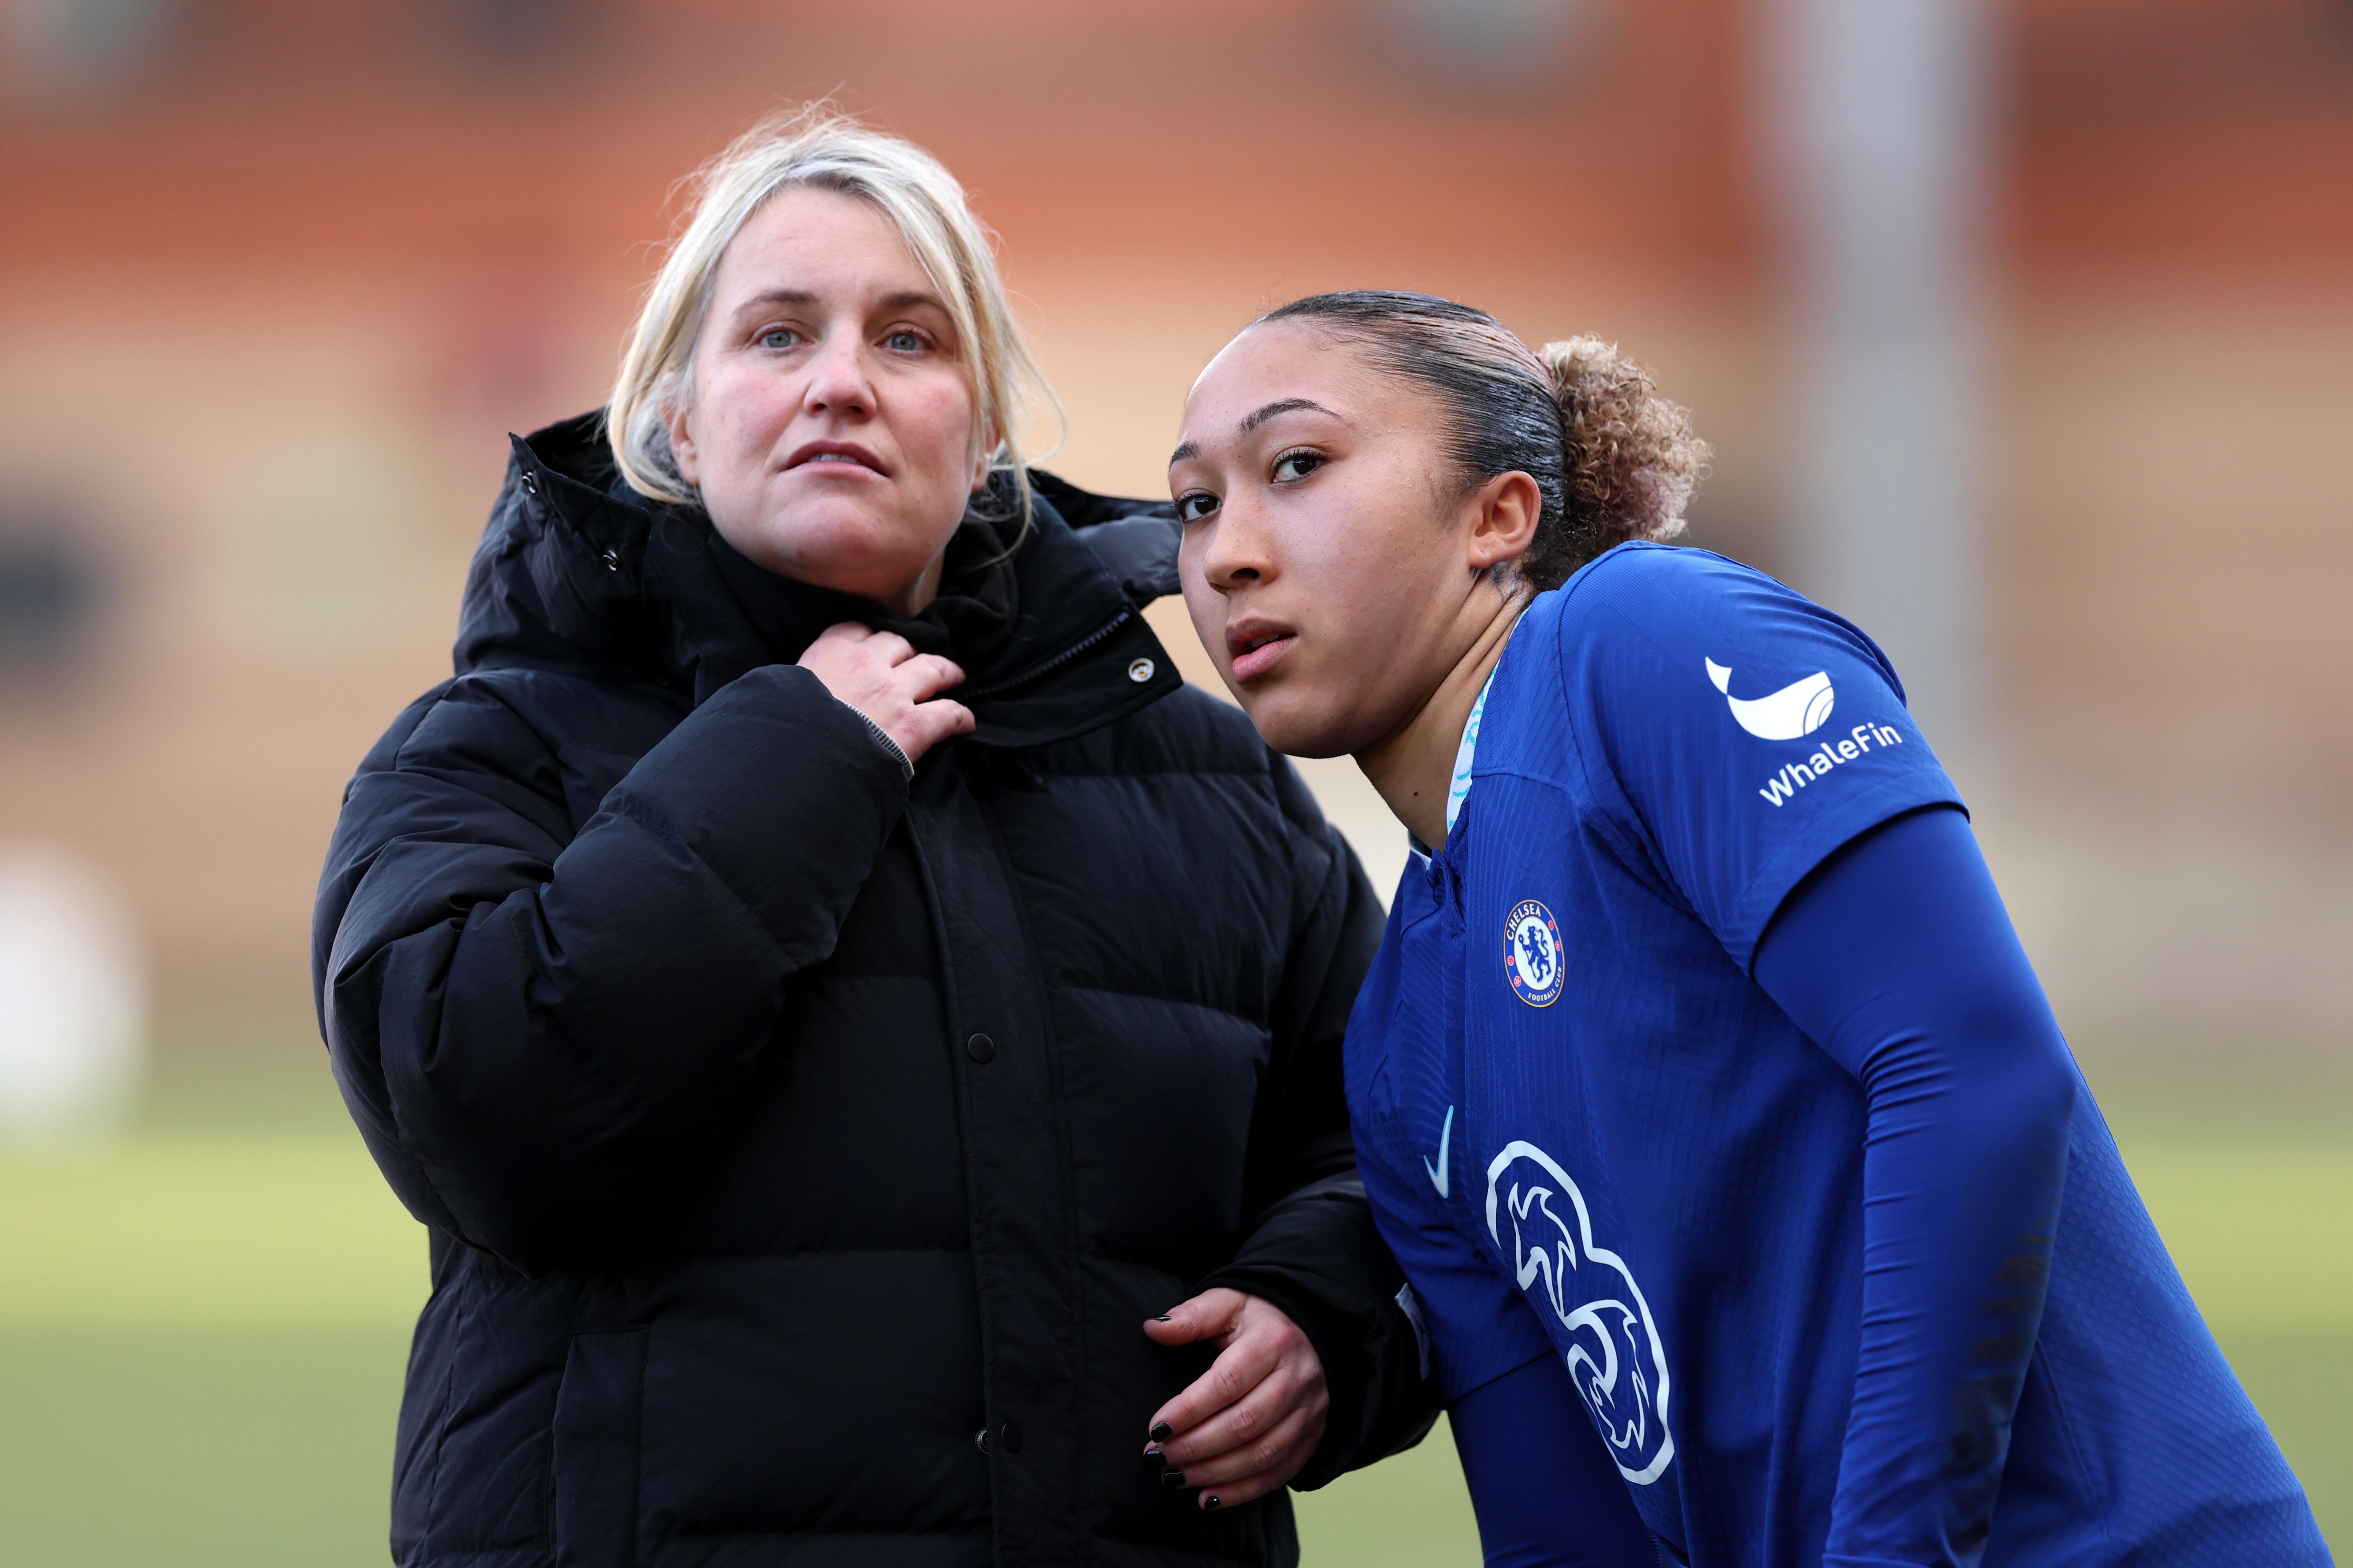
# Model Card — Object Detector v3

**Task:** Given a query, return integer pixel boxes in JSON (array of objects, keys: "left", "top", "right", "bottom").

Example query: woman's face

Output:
[
  {"left": 668, "top": 187, "right": 989, "bottom": 613},
  {"left": 1170, "top": 322, "right": 1529, "bottom": 758}
]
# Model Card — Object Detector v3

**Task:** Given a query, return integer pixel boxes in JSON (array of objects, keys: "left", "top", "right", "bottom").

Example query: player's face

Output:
[{"left": 1169, "top": 322, "right": 1521, "bottom": 757}]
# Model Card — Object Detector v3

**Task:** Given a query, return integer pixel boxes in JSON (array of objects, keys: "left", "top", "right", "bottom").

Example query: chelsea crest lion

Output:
[{"left": 1504, "top": 899, "right": 1564, "bottom": 1007}]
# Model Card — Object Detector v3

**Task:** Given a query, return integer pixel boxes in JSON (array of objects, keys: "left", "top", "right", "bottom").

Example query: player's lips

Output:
[
  {"left": 1226, "top": 620, "right": 1298, "bottom": 684},
  {"left": 782, "top": 440, "right": 888, "bottom": 476}
]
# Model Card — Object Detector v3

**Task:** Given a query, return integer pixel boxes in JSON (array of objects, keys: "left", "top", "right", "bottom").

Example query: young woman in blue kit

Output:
[{"left": 1153, "top": 290, "right": 2327, "bottom": 1566}]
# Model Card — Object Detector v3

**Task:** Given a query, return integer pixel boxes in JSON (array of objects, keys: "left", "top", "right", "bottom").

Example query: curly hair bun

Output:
[{"left": 1539, "top": 336, "right": 1709, "bottom": 556}]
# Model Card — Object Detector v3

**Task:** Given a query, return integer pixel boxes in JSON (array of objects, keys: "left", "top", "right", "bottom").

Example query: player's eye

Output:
[
  {"left": 757, "top": 327, "right": 802, "bottom": 350},
  {"left": 1271, "top": 448, "right": 1326, "bottom": 484},
  {"left": 882, "top": 328, "right": 929, "bottom": 354},
  {"left": 1175, "top": 490, "right": 1220, "bottom": 524}
]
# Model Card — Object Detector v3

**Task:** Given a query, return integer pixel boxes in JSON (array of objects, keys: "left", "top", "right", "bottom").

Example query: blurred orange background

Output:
[{"left": 3, "top": 0, "right": 2350, "bottom": 1070}]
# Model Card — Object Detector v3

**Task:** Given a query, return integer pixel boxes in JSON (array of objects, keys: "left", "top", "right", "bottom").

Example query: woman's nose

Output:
[
  {"left": 1199, "top": 505, "right": 1274, "bottom": 594},
  {"left": 801, "top": 337, "right": 876, "bottom": 418}
]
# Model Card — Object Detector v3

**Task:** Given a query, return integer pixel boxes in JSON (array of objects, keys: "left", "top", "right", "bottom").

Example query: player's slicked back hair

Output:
[{"left": 1258, "top": 290, "right": 1709, "bottom": 590}]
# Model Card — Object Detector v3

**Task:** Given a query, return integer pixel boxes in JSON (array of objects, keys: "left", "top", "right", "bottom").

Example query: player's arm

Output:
[
  {"left": 1753, "top": 804, "right": 2075, "bottom": 1568},
  {"left": 1451, "top": 1354, "right": 1658, "bottom": 1568}
]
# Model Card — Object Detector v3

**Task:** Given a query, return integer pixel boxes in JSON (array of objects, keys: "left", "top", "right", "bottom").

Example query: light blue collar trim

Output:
[{"left": 1444, "top": 670, "right": 1495, "bottom": 837}]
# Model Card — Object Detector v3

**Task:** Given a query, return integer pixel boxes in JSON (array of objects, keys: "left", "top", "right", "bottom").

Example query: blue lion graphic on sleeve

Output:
[{"left": 1485, "top": 1140, "right": 1675, "bottom": 1484}]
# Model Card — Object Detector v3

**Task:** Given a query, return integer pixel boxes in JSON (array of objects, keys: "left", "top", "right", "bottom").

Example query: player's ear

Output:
[{"left": 1465, "top": 470, "right": 1541, "bottom": 574}]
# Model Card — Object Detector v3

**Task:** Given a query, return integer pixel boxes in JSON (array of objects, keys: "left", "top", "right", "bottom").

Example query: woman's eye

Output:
[
  {"left": 1271, "top": 450, "right": 1326, "bottom": 484},
  {"left": 758, "top": 327, "right": 801, "bottom": 350},
  {"left": 1175, "top": 491, "right": 1219, "bottom": 524},
  {"left": 883, "top": 330, "right": 927, "bottom": 353}
]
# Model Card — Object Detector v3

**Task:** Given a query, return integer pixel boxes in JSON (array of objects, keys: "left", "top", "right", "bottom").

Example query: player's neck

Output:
[{"left": 1357, "top": 584, "right": 1528, "bottom": 851}]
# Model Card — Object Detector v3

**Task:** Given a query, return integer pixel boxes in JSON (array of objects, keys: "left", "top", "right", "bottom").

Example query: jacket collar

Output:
[{"left": 455, "top": 411, "right": 1184, "bottom": 751}]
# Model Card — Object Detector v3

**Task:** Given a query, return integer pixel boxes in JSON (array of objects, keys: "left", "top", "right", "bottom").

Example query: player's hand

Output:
[
  {"left": 1142, "top": 1288, "right": 1329, "bottom": 1511},
  {"left": 796, "top": 622, "right": 973, "bottom": 764}
]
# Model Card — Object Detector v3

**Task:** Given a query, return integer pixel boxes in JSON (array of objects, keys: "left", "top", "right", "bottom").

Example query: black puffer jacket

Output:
[{"left": 313, "top": 414, "right": 1434, "bottom": 1568}]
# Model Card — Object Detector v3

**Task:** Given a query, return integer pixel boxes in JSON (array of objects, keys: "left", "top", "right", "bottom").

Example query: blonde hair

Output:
[
  {"left": 1260, "top": 292, "right": 1708, "bottom": 590},
  {"left": 608, "top": 106, "right": 1060, "bottom": 530}
]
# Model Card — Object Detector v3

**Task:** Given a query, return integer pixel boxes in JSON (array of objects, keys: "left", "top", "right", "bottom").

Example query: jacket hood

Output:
[{"left": 455, "top": 411, "right": 1186, "bottom": 749}]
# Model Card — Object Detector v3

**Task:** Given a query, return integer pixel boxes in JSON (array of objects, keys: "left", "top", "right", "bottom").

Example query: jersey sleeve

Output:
[
  {"left": 1551, "top": 545, "right": 1965, "bottom": 970},
  {"left": 1753, "top": 805, "right": 2072, "bottom": 1568}
]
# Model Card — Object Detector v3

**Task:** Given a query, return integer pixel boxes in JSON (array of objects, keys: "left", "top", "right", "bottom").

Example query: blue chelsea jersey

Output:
[{"left": 1346, "top": 544, "right": 2321, "bottom": 1566}]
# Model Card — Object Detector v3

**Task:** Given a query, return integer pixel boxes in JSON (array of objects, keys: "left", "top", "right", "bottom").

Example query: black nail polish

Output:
[
  {"left": 1203, "top": 1495, "right": 1223, "bottom": 1512},
  {"left": 1160, "top": 1469, "right": 1187, "bottom": 1490},
  {"left": 1149, "top": 1421, "right": 1173, "bottom": 1442},
  {"left": 1141, "top": 1447, "right": 1167, "bottom": 1470}
]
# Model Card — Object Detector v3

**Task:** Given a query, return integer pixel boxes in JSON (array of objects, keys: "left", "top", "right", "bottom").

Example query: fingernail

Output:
[
  {"left": 1149, "top": 1421, "right": 1174, "bottom": 1442},
  {"left": 1203, "top": 1495, "right": 1223, "bottom": 1511},
  {"left": 1141, "top": 1447, "right": 1167, "bottom": 1470},
  {"left": 1160, "top": 1469, "right": 1187, "bottom": 1490},
  {"left": 1152, "top": 1314, "right": 1173, "bottom": 1322}
]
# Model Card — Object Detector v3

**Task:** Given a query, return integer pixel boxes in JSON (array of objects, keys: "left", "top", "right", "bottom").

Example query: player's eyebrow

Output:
[
  {"left": 1169, "top": 398, "right": 1344, "bottom": 467},
  {"left": 1240, "top": 397, "right": 1338, "bottom": 434}
]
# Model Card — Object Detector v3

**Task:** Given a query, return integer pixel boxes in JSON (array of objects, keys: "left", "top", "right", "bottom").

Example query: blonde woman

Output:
[{"left": 314, "top": 113, "right": 1432, "bottom": 1568}]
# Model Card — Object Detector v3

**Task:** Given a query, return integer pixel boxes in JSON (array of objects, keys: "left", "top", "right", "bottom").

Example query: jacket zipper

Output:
[{"left": 958, "top": 607, "right": 1134, "bottom": 701}]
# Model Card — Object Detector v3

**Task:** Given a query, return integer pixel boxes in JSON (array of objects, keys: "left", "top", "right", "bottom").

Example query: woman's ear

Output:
[
  {"left": 664, "top": 395, "right": 702, "bottom": 487},
  {"left": 969, "top": 422, "right": 1001, "bottom": 493},
  {"left": 1465, "top": 470, "right": 1542, "bottom": 573}
]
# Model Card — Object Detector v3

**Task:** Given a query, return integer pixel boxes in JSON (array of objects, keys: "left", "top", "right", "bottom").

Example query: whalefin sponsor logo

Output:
[
  {"left": 1486, "top": 1140, "right": 1675, "bottom": 1484},
  {"left": 1755, "top": 722, "right": 1907, "bottom": 806},
  {"left": 1706, "top": 658, "right": 1834, "bottom": 740}
]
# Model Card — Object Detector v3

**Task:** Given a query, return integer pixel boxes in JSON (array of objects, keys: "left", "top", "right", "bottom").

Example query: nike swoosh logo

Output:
[
  {"left": 1706, "top": 658, "right": 1835, "bottom": 741},
  {"left": 1423, "top": 1105, "right": 1454, "bottom": 1199}
]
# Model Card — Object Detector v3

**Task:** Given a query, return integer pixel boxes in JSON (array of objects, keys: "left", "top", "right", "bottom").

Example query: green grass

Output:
[
  {"left": 0, "top": 1134, "right": 425, "bottom": 1332},
  {"left": 0, "top": 1327, "right": 409, "bottom": 1568},
  {"left": 2222, "top": 1332, "right": 2353, "bottom": 1545},
  {"left": 1, "top": 1062, "right": 2347, "bottom": 1565}
]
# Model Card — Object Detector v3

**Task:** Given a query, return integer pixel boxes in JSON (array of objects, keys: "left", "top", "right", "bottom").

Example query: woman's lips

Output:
[
  {"left": 783, "top": 440, "right": 887, "bottom": 475},
  {"left": 1229, "top": 633, "right": 1297, "bottom": 684}
]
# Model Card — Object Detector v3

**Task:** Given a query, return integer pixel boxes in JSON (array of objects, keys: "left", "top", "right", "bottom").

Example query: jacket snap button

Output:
[
  {"left": 999, "top": 1421, "right": 1023, "bottom": 1455},
  {"left": 601, "top": 548, "right": 621, "bottom": 572},
  {"left": 965, "top": 1033, "right": 996, "bottom": 1064},
  {"left": 1126, "top": 658, "right": 1155, "bottom": 683},
  {"left": 520, "top": 470, "right": 540, "bottom": 496},
  {"left": 973, "top": 1427, "right": 991, "bottom": 1454}
]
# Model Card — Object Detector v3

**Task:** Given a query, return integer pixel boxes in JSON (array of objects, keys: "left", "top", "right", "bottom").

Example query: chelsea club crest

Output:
[{"left": 1504, "top": 899, "right": 1564, "bottom": 1008}]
